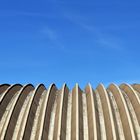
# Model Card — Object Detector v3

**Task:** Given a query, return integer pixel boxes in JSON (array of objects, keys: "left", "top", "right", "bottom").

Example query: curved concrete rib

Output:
[
  {"left": 108, "top": 84, "right": 137, "bottom": 140},
  {"left": 96, "top": 84, "right": 118, "bottom": 140},
  {"left": 120, "top": 84, "right": 140, "bottom": 125},
  {"left": 4, "top": 84, "right": 34, "bottom": 140},
  {"left": 0, "top": 84, "right": 10, "bottom": 105},
  {"left": 40, "top": 84, "right": 57, "bottom": 140},
  {"left": 132, "top": 84, "right": 140, "bottom": 94},
  {"left": 33, "top": 84, "right": 55, "bottom": 140},
  {"left": 16, "top": 84, "right": 45, "bottom": 140},
  {"left": 53, "top": 84, "right": 69, "bottom": 140},
  {"left": 107, "top": 89, "right": 125, "bottom": 139},
  {"left": 85, "top": 84, "right": 100, "bottom": 140},
  {"left": 29, "top": 88, "right": 46, "bottom": 140},
  {"left": 0, "top": 84, "right": 10, "bottom": 95},
  {"left": 0, "top": 83, "right": 139, "bottom": 140},
  {"left": 95, "top": 89, "right": 107, "bottom": 140},
  {"left": 0, "top": 84, "right": 22, "bottom": 103},
  {"left": 71, "top": 84, "right": 84, "bottom": 140},
  {"left": 0, "top": 86, "right": 24, "bottom": 139},
  {"left": 22, "top": 84, "right": 46, "bottom": 140},
  {"left": 0, "top": 84, "right": 22, "bottom": 121},
  {"left": 0, "top": 85, "right": 33, "bottom": 139},
  {"left": 12, "top": 91, "right": 33, "bottom": 140}
]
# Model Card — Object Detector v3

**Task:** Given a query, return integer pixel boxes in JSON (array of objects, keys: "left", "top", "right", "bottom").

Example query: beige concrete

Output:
[
  {"left": 95, "top": 89, "right": 107, "bottom": 140},
  {"left": 16, "top": 84, "right": 44, "bottom": 140},
  {"left": 85, "top": 84, "right": 100, "bottom": 140},
  {"left": 108, "top": 84, "right": 137, "bottom": 140},
  {"left": 41, "top": 84, "right": 57, "bottom": 140},
  {"left": 53, "top": 84, "right": 69, "bottom": 140},
  {"left": 120, "top": 84, "right": 140, "bottom": 125},
  {"left": 0, "top": 83, "right": 140, "bottom": 140},
  {"left": 71, "top": 84, "right": 84, "bottom": 140},
  {"left": 0, "top": 84, "right": 10, "bottom": 95},
  {"left": 97, "top": 84, "right": 118, "bottom": 140},
  {"left": 5, "top": 85, "right": 34, "bottom": 139},
  {"left": 34, "top": 84, "right": 54, "bottom": 140}
]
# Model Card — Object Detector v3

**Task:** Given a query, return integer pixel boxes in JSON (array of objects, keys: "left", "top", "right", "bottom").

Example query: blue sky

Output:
[{"left": 0, "top": 0, "right": 140, "bottom": 89}]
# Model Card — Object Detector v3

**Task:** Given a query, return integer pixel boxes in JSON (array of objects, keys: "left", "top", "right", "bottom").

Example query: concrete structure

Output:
[{"left": 0, "top": 83, "right": 140, "bottom": 140}]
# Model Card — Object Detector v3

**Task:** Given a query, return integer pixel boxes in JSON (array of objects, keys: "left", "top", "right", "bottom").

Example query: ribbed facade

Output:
[{"left": 0, "top": 83, "right": 140, "bottom": 140}]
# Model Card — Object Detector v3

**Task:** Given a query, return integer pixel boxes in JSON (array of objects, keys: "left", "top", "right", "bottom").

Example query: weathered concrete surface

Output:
[{"left": 0, "top": 83, "right": 140, "bottom": 140}]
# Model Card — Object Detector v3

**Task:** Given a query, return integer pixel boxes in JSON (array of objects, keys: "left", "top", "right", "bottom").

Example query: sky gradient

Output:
[{"left": 0, "top": 0, "right": 140, "bottom": 89}]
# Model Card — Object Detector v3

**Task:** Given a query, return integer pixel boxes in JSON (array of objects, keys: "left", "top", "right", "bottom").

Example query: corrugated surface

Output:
[{"left": 0, "top": 83, "right": 140, "bottom": 140}]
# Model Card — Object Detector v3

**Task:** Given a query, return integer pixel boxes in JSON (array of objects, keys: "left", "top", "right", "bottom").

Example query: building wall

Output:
[{"left": 0, "top": 83, "right": 140, "bottom": 140}]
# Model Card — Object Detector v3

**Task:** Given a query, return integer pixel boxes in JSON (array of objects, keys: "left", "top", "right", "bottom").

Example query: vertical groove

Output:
[
  {"left": 71, "top": 84, "right": 79, "bottom": 140},
  {"left": 78, "top": 85, "right": 84, "bottom": 140},
  {"left": 71, "top": 84, "right": 84, "bottom": 140},
  {"left": 48, "top": 94, "right": 58, "bottom": 140},
  {"left": 82, "top": 92, "right": 88, "bottom": 140},
  {"left": 60, "top": 85, "right": 69, "bottom": 140},
  {"left": 41, "top": 84, "right": 57, "bottom": 140},
  {"left": 30, "top": 90, "right": 46, "bottom": 139},
  {"left": 34, "top": 85, "right": 55, "bottom": 140},
  {"left": 66, "top": 91, "right": 72, "bottom": 140},
  {"left": 95, "top": 90, "right": 107, "bottom": 140},
  {"left": 85, "top": 84, "right": 100, "bottom": 140},
  {"left": 53, "top": 84, "right": 69, "bottom": 140}
]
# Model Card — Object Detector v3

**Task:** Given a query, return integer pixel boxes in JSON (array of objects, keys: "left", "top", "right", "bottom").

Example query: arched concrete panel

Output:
[
  {"left": 108, "top": 84, "right": 137, "bottom": 140},
  {"left": 33, "top": 84, "right": 55, "bottom": 140},
  {"left": 23, "top": 84, "right": 46, "bottom": 140},
  {"left": 4, "top": 84, "right": 34, "bottom": 140},
  {"left": 85, "top": 84, "right": 100, "bottom": 140},
  {"left": 97, "top": 84, "right": 118, "bottom": 140},
  {"left": 15, "top": 84, "right": 45, "bottom": 140},
  {"left": 0, "top": 84, "right": 22, "bottom": 121},
  {"left": 53, "top": 84, "right": 69, "bottom": 140},
  {"left": 0, "top": 84, "right": 22, "bottom": 103},
  {"left": 71, "top": 84, "right": 84, "bottom": 140},
  {"left": 120, "top": 84, "right": 140, "bottom": 125},
  {"left": 132, "top": 84, "right": 140, "bottom": 99},
  {"left": 41, "top": 84, "right": 57, "bottom": 140},
  {"left": 0, "top": 84, "right": 10, "bottom": 95}
]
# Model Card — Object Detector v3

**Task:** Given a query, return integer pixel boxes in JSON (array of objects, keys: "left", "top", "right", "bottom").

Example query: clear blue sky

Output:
[{"left": 0, "top": 0, "right": 140, "bottom": 88}]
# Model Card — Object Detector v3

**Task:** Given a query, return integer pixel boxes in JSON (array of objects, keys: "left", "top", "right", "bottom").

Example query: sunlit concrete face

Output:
[{"left": 0, "top": 83, "right": 140, "bottom": 140}]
